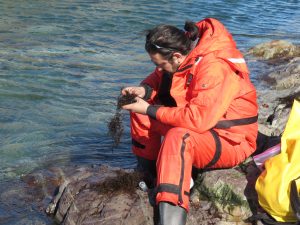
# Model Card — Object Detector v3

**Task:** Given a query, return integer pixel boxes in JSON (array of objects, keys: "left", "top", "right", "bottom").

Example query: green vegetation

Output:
[{"left": 198, "top": 182, "right": 247, "bottom": 209}]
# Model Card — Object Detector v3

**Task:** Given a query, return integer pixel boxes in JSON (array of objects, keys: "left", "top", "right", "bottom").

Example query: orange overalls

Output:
[{"left": 130, "top": 18, "right": 258, "bottom": 211}]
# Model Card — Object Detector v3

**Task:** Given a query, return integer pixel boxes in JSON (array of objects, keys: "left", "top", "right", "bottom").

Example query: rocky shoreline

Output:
[{"left": 3, "top": 40, "right": 299, "bottom": 225}]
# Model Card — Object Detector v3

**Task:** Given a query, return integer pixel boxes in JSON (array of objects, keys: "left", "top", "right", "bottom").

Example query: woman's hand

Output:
[
  {"left": 121, "top": 86, "right": 145, "bottom": 99},
  {"left": 122, "top": 97, "right": 149, "bottom": 115}
]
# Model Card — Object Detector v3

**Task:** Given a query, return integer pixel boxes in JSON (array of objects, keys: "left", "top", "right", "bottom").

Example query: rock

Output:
[
  {"left": 11, "top": 218, "right": 48, "bottom": 225},
  {"left": 248, "top": 40, "right": 300, "bottom": 60},
  {"left": 192, "top": 165, "right": 260, "bottom": 224},
  {"left": 215, "top": 222, "right": 251, "bottom": 225},
  {"left": 257, "top": 87, "right": 300, "bottom": 136},
  {"left": 39, "top": 163, "right": 250, "bottom": 225},
  {"left": 254, "top": 43, "right": 300, "bottom": 136},
  {"left": 41, "top": 163, "right": 263, "bottom": 225},
  {"left": 271, "top": 58, "right": 300, "bottom": 90},
  {"left": 46, "top": 165, "right": 154, "bottom": 225}
]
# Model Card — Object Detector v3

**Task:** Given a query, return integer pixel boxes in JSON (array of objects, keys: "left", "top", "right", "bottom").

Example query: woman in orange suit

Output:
[{"left": 122, "top": 18, "right": 258, "bottom": 225}]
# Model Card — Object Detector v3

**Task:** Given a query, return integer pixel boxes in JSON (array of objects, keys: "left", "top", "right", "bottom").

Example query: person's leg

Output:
[
  {"left": 130, "top": 112, "right": 171, "bottom": 160},
  {"left": 156, "top": 127, "right": 214, "bottom": 212},
  {"left": 130, "top": 112, "right": 172, "bottom": 186},
  {"left": 136, "top": 156, "right": 157, "bottom": 188},
  {"left": 193, "top": 131, "right": 252, "bottom": 169},
  {"left": 156, "top": 128, "right": 251, "bottom": 212},
  {"left": 155, "top": 127, "right": 201, "bottom": 225}
]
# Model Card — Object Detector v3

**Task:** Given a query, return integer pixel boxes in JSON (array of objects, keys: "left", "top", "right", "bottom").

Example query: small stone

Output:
[
  {"left": 200, "top": 200, "right": 212, "bottom": 211},
  {"left": 190, "top": 188, "right": 200, "bottom": 204}
]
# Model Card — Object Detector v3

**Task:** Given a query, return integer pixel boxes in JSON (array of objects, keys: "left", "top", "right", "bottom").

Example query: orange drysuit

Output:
[{"left": 130, "top": 18, "right": 258, "bottom": 210}]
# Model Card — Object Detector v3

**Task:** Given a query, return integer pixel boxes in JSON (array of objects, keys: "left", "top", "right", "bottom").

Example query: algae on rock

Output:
[
  {"left": 248, "top": 40, "right": 300, "bottom": 60},
  {"left": 193, "top": 169, "right": 253, "bottom": 223}
]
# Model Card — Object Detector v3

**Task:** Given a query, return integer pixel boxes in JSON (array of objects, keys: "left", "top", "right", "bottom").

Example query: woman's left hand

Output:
[{"left": 122, "top": 97, "right": 150, "bottom": 115}]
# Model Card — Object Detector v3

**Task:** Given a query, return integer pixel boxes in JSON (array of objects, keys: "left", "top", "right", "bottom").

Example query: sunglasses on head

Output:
[{"left": 149, "top": 43, "right": 177, "bottom": 52}]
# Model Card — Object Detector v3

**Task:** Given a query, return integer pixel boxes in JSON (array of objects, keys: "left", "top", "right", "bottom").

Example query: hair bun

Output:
[{"left": 184, "top": 21, "right": 199, "bottom": 41}]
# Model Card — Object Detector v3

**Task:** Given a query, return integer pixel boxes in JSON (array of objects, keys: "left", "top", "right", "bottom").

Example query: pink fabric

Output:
[{"left": 253, "top": 143, "right": 281, "bottom": 171}]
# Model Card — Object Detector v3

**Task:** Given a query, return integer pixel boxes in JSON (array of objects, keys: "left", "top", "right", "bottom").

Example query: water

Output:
[{"left": 0, "top": 0, "right": 299, "bottom": 223}]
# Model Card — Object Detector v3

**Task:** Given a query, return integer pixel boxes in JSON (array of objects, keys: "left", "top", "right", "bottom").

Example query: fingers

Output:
[
  {"left": 121, "top": 87, "right": 135, "bottom": 95},
  {"left": 121, "top": 101, "right": 137, "bottom": 111},
  {"left": 121, "top": 102, "right": 133, "bottom": 110},
  {"left": 121, "top": 97, "right": 149, "bottom": 115},
  {"left": 121, "top": 87, "right": 131, "bottom": 95},
  {"left": 121, "top": 86, "right": 145, "bottom": 98}
]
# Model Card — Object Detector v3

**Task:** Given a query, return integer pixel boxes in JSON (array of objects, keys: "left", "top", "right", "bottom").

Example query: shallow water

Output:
[{"left": 0, "top": 0, "right": 299, "bottom": 224}]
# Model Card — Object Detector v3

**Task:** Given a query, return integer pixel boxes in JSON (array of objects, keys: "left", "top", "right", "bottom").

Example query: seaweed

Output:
[
  {"left": 107, "top": 111, "right": 124, "bottom": 147},
  {"left": 117, "top": 91, "right": 137, "bottom": 109},
  {"left": 107, "top": 90, "right": 137, "bottom": 147},
  {"left": 94, "top": 170, "right": 142, "bottom": 195}
]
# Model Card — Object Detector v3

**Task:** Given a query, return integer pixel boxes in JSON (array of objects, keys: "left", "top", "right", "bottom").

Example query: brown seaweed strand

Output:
[{"left": 107, "top": 91, "right": 137, "bottom": 148}]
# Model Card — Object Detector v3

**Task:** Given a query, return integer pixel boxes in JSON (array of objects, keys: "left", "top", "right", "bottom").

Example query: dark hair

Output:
[{"left": 145, "top": 21, "right": 199, "bottom": 59}]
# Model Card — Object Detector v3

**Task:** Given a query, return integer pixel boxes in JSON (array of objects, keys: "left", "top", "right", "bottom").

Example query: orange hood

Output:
[
  {"left": 179, "top": 18, "right": 249, "bottom": 75},
  {"left": 192, "top": 18, "right": 237, "bottom": 57}
]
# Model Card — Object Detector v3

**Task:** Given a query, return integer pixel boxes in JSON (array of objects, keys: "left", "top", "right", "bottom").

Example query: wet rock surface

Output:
[
  {"left": 22, "top": 165, "right": 251, "bottom": 225},
  {"left": 45, "top": 166, "right": 153, "bottom": 225},
  {"left": 10, "top": 40, "right": 300, "bottom": 225},
  {"left": 20, "top": 163, "right": 259, "bottom": 225},
  {"left": 254, "top": 42, "right": 300, "bottom": 137},
  {"left": 247, "top": 40, "right": 300, "bottom": 61}
]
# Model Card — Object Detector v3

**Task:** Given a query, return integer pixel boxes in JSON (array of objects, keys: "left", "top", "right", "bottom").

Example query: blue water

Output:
[{"left": 0, "top": 0, "right": 299, "bottom": 223}]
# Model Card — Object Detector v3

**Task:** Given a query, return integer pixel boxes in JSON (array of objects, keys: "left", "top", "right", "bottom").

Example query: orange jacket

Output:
[{"left": 142, "top": 18, "right": 258, "bottom": 152}]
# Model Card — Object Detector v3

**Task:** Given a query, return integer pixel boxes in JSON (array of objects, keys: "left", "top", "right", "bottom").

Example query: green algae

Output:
[{"left": 198, "top": 182, "right": 247, "bottom": 209}]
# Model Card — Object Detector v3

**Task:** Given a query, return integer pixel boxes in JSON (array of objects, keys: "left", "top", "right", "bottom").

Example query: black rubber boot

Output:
[
  {"left": 158, "top": 202, "right": 187, "bottom": 225},
  {"left": 136, "top": 156, "right": 156, "bottom": 188}
]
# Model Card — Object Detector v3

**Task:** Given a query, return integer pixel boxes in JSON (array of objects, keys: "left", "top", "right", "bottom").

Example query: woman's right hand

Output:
[{"left": 121, "top": 86, "right": 146, "bottom": 98}]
